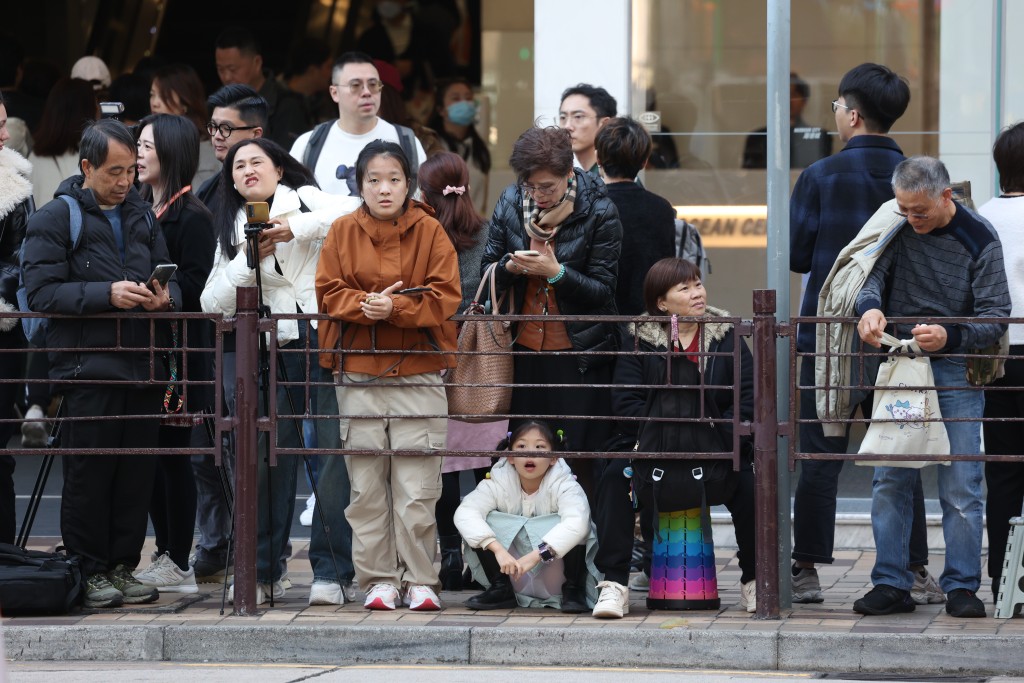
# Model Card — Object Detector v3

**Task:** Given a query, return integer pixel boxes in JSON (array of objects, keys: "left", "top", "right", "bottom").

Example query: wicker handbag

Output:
[{"left": 445, "top": 262, "right": 514, "bottom": 422}]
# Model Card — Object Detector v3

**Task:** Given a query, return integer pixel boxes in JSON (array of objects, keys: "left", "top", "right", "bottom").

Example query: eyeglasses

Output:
[
  {"left": 207, "top": 121, "right": 258, "bottom": 139},
  {"left": 335, "top": 79, "right": 384, "bottom": 95},
  {"left": 893, "top": 197, "right": 944, "bottom": 221},
  {"left": 831, "top": 99, "right": 855, "bottom": 115},
  {"left": 520, "top": 181, "right": 562, "bottom": 197},
  {"left": 557, "top": 112, "right": 596, "bottom": 126}
]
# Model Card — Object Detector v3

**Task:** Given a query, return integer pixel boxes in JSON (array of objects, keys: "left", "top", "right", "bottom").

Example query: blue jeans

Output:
[
  {"left": 870, "top": 356, "right": 984, "bottom": 592},
  {"left": 308, "top": 362, "right": 355, "bottom": 584}
]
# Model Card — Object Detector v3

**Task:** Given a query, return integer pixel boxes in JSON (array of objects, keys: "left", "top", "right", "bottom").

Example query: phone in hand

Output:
[
  {"left": 514, "top": 250, "right": 541, "bottom": 257},
  {"left": 394, "top": 287, "right": 433, "bottom": 295},
  {"left": 146, "top": 264, "right": 177, "bottom": 292}
]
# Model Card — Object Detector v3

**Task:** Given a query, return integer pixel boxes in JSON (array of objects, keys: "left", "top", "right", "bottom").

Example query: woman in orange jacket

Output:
[{"left": 316, "top": 140, "right": 461, "bottom": 612}]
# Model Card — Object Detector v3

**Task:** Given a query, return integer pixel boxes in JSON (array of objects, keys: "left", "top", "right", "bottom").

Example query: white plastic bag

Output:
[{"left": 857, "top": 333, "right": 950, "bottom": 468}]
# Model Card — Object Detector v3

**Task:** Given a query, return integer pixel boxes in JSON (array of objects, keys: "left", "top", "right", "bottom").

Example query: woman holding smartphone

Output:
[
  {"left": 316, "top": 140, "right": 461, "bottom": 611},
  {"left": 131, "top": 113, "right": 216, "bottom": 594},
  {"left": 480, "top": 126, "right": 623, "bottom": 500}
]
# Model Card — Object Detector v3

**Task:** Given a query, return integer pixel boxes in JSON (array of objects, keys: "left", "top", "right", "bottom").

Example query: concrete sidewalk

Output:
[{"left": 4, "top": 537, "right": 1023, "bottom": 675}]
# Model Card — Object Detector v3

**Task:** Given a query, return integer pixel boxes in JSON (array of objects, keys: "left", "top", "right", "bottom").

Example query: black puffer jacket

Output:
[
  {"left": 22, "top": 175, "right": 179, "bottom": 382},
  {"left": 612, "top": 308, "right": 754, "bottom": 450},
  {"left": 481, "top": 169, "right": 622, "bottom": 371}
]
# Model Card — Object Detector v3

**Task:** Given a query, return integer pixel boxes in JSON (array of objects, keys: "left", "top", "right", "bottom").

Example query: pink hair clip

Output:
[{"left": 442, "top": 185, "right": 466, "bottom": 196}]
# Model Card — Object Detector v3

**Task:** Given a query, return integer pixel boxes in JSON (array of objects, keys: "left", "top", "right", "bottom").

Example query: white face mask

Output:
[{"left": 377, "top": 1, "right": 404, "bottom": 20}]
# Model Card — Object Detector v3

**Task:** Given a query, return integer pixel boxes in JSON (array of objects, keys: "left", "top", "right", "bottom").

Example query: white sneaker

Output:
[
  {"left": 228, "top": 580, "right": 286, "bottom": 605},
  {"left": 592, "top": 580, "right": 629, "bottom": 619},
  {"left": 299, "top": 493, "right": 316, "bottom": 527},
  {"left": 134, "top": 553, "right": 199, "bottom": 593},
  {"left": 910, "top": 569, "right": 946, "bottom": 605},
  {"left": 309, "top": 581, "right": 346, "bottom": 606},
  {"left": 739, "top": 580, "right": 756, "bottom": 613},
  {"left": 21, "top": 404, "right": 47, "bottom": 448},
  {"left": 628, "top": 571, "right": 650, "bottom": 592},
  {"left": 363, "top": 583, "right": 400, "bottom": 610},
  {"left": 405, "top": 585, "right": 441, "bottom": 611}
]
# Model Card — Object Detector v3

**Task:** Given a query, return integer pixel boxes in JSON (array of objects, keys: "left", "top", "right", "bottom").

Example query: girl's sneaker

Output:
[
  {"left": 363, "top": 583, "right": 400, "bottom": 610},
  {"left": 405, "top": 585, "right": 441, "bottom": 611}
]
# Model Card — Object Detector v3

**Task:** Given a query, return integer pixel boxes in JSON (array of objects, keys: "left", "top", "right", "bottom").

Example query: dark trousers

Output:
[
  {"left": 436, "top": 469, "right": 488, "bottom": 537},
  {"left": 593, "top": 457, "right": 636, "bottom": 585},
  {"left": 510, "top": 346, "right": 613, "bottom": 502},
  {"left": 595, "top": 456, "right": 757, "bottom": 585},
  {"left": 0, "top": 330, "right": 23, "bottom": 544},
  {"left": 149, "top": 425, "right": 198, "bottom": 569},
  {"left": 60, "top": 384, "right": 161, "bottom": 576},
  {"left": 983, "top": 353, "right": 1024, "bottom": 592},
  {"left": 794, "top": 356, "right": 929, "bottom": 565}
]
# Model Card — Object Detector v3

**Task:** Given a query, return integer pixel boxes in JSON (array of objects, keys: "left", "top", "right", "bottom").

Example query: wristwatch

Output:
[{"left": 538, "top": 542, "right": 557, "bottom": 563}]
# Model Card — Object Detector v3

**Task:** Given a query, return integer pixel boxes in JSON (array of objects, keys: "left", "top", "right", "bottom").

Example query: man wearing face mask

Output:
[{"left": 428, "top": 77, "right": 492, "bottom": 214}]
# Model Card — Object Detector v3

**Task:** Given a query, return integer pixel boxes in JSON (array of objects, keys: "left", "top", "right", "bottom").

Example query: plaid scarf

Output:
[{"left": 522, "top": 174, "right": 576, "bottom": 242}]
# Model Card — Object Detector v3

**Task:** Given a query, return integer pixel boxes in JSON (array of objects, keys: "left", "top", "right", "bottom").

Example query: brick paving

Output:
[{"left": 9, "top": 537, "right": 1022, "bottom": 636}]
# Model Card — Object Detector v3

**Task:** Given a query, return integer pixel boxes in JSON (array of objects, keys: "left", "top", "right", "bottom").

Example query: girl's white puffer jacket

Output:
[{"left": 454, "top": 456, "right": 591, "bottom": 558}]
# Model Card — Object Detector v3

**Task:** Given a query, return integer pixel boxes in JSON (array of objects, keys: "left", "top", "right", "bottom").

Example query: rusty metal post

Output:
[
  {"left": 753, "top": 289, "right": 780, "bottom": 619},
  {"left": 232, "top": 287, "right": 259, "bottom": 615}
]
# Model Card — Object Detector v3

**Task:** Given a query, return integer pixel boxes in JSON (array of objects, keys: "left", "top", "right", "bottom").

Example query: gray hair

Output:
[
  {"left": 891, "top": 155, "right": 951, "bottom": 197},
  {"left": 78, "top": 118, "right": 137, "bottom": 174}
]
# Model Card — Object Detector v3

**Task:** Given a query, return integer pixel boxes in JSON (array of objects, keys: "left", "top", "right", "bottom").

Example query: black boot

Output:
[
  {"left": 438, "top": 535, "right": 464, "bottom": 591},
  {"left": 560, "top": 545, "right": 589, "bottom": 614},
  {"left": 465, "top": 548, "right": 516, "bottom": 610}
]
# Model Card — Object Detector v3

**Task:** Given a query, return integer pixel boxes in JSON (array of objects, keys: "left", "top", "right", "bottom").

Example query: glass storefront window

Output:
[{"left": 631, "top": 0, "right": 942, "bottom": 315}]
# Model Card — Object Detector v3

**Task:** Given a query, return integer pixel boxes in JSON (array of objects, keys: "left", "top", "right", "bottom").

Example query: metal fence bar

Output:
[
  {"left": 232, "top": 287, "right": 259, "bottom": 615},
  {"left": 753, "top": 289, "right": 781, "bottom": 619}
]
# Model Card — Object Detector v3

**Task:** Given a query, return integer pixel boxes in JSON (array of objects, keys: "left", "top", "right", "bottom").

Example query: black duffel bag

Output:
[{"left": 0, "top": 543, "right": 83, "bottom": 615}]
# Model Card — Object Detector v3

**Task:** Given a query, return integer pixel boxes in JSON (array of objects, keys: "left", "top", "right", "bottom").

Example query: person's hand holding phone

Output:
[
  {"left": 141, "top": 279, "right": 171, "bottom": 311},
  {"left": 262, "top": 217, "right": 294, "bottom": 245},
  {"left": 509, "top": 242, "right": 559, "bottom": 279},
  {"left": 110, "top": 280, "right": 154, "bottom": 310}
]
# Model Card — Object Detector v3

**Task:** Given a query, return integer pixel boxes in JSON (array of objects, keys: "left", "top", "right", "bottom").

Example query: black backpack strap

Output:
[
  {"left": 395, "top": 125, "right": 420, "bottom": 196},
  {"left": 302, "top": 120, "right": 335, "bottom": 170}
]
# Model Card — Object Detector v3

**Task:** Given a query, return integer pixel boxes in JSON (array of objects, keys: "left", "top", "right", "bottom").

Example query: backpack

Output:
[
  {"left": 17, "top": 195, "right": 156, "bottom": 347},
  {"left": 301, "top": 119, "right": 420, "bottom": 195},
  {"left": 676, "top": 218, "right": 711, "bottom": 275},
  {"left": 17, "top": 195, "right": 83, "bottom": 347},
  {"left": 0, "top": 542, "right": 83, "bottom": 615}
]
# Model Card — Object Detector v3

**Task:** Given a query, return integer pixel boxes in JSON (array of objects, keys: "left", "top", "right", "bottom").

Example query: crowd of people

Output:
[{"left": 0, "top": 30, "right": 1021, "bottom": 624}]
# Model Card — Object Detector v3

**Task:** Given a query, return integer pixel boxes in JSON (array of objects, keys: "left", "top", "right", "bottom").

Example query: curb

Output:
[{"left": 6, "top": 624, "right": 1023, "bottom": 675}]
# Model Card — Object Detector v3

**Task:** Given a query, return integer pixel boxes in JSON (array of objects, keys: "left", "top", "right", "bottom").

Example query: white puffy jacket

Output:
[
  {"left": 454, "top": 457, "right": 591, "bottom": 559},
  {"left": 200, "top": 183, "right": 359, "bottom": 344}
]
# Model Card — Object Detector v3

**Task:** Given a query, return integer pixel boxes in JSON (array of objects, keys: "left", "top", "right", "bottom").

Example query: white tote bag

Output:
[{"left": 857, "top": 333, "right": 950, "bottom": 468}]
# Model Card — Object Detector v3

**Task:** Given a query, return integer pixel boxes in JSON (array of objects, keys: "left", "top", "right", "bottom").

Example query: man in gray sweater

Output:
[{"left": 854, "top": 156, "right": 1010, "bottom": 618}]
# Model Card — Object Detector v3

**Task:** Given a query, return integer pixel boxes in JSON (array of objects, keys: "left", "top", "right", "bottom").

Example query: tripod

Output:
[{"left": 225, "top": 220, "right": 342, "bottom": 610}]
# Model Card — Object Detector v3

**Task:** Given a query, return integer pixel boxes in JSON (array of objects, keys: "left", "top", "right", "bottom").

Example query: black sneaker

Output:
[
  {"left": 945, "top": 588, "right": 986, "bottom": 618},
  {"left": 853, "top": 584, "right": 915, "bottom": 615}
]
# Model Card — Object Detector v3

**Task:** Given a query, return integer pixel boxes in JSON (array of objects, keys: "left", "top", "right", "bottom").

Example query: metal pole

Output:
[
  {"left": 233, "top": 286, "right": 259, "bottom": 615},
  {"left": 766, "top": 0, "right": 792, "bottom": 607},
  {"left": 753, "top": 289, "right": 780, "bottom": 619}
]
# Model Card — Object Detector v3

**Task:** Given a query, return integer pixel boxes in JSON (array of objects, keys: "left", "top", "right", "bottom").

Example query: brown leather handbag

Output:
[{"left": 445, "top": 262, "right": 515, "bottom": 422}]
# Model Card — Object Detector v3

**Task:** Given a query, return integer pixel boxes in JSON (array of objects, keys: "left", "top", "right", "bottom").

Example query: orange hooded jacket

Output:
[{"left": 315, "top": 201, "right": 460, "bottom": 377}]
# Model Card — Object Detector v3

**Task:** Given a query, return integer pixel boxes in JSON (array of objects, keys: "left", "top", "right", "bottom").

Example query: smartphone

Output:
[
  {"left": 99, "top": 102, "right": 124, "bottom": 120},
  {"left": 146, "top": 264, "right": 177, "bottom": 292},
  {"left": 245, "top": 201, "right": 270, "bottom": 224},
  {"left": 514, "top": 250, "right": 541, "bottom": 257},
  {"left": 395, "top": 287, "right": 433, "bottom": 295}
]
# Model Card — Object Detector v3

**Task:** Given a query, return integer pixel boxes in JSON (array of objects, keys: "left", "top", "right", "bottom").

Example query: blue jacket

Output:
[{"left": 790, "top": 135, "right": 904, "bottom": 352}]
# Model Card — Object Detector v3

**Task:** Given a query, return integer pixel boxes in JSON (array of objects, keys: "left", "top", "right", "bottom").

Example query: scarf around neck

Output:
[{"left": 522, "top": 173, "right": 576, "bottom": 242}]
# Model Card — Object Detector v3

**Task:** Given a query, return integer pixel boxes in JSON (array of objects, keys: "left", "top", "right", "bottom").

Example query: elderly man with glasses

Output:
[{"left": 853, "top": 155, "right": 1009, "bottom": 618}]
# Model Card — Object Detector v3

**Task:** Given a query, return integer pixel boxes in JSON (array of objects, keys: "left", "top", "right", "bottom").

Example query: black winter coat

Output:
[
  {"left": 481, "top": 169, "right": 622, "bottom": 371},
  {"left": 612, "top": 309, "right": 754, "bottom": 452},
  {"left": 22, "top": 176, "right": 180, "bottom": 382}
]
